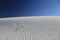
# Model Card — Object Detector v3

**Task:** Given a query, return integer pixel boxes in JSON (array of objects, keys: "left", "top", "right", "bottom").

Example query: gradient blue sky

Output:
[{"left": 0, "top": 0, "right": 60, "bottom": 18}]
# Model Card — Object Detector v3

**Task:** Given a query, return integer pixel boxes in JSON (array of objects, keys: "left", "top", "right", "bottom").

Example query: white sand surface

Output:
[{"left": 0, "top": 16, "right": 60, "bottom": 40}]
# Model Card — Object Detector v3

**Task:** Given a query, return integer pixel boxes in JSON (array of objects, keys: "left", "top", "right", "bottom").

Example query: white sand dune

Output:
[{"left": 0, "top": 16, "right": 60, "bottom": 40}]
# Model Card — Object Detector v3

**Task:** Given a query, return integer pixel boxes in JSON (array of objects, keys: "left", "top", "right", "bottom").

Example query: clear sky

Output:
[{"left": 0, "top": 0, "right": 60, "bottom": 18}]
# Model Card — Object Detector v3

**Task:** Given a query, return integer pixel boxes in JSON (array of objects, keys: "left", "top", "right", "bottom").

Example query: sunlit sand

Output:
[{"left": 0, "top": 16, "right": 60, "bottom": 40}]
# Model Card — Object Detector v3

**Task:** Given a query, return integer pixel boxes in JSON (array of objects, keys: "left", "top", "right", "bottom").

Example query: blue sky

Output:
[{"left": 0, "top": 0, "right": 60, "bottom": 18}]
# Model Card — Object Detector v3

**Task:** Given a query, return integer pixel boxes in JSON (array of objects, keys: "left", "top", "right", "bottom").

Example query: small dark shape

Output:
[
  {"left": 24, "top": 22, "right": 27, "bottom": 26},
  {"left": 15, "top": 27, "right": 19, "bottom": 31},
  {"left": 6, "top": 37, "right": 8, "bottom": 40},
  {"left": 22, "top": 25, "right": 24, "bottom": 27},
  {"left": 15, "top": 28, "right": 18, "bottom": 31}
]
